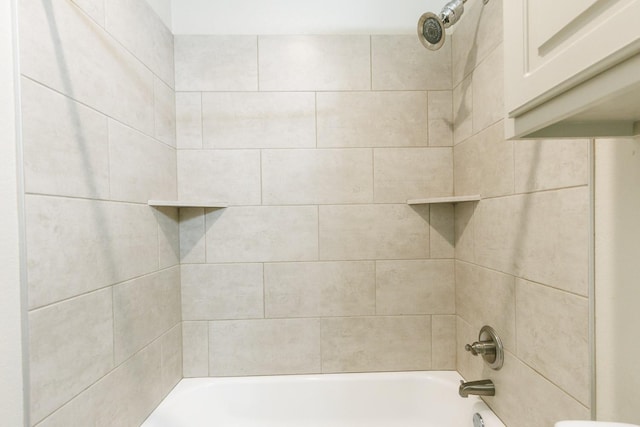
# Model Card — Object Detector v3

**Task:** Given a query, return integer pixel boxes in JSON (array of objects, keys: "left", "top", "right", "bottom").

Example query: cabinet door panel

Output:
[{"left": 505, "top": 0, "right": 640, "bottom": 115}]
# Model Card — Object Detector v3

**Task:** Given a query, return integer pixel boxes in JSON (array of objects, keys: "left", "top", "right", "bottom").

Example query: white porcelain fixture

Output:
[{"left": 142, "top": 371, "right": 505, "bottom": 427}]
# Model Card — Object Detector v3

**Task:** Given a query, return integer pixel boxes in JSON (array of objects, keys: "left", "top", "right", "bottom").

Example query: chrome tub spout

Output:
[{"left": 458, "top": 379, "right": 495, "bottom": 398}]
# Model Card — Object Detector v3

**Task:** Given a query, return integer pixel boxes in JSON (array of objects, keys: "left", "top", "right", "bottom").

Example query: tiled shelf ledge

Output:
[
  {"left": 148, "top": 200, "right": 228, "bottom": 208},
  {"left": 407, "top": 195, "right": 481, "bottom": 205}
]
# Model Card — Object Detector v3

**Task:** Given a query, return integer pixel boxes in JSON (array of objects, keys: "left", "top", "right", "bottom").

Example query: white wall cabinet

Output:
[{"left": 504, "top": 0, "right": 640, "bottom": 138}]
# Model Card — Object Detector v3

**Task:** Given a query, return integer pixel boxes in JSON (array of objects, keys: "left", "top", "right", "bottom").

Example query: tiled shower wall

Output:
[
  {"left": 451, "top": 1, "right": 592, "bottom": 426},
  {"left": 175, "top": 34, "right": 459, "bottom": 376},
  {"left": 19, "top": 0, "right": 181, "bottom": 425}
]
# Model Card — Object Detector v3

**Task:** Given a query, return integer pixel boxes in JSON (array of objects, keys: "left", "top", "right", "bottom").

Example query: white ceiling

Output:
[{"left": 146, "top": 0, "right": 452, "bottom": 34}]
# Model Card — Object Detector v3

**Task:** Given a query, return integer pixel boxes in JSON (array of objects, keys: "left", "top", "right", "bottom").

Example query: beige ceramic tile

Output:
[
  {"left": 20, "top": 0, "right": 155, "bottom": 135},
  {"left": 376, "top": 260, "right": 455, "bottom": 315},
  {"left": 317, "top": 91, "right": 428, "bottom": 148},
  {"left": 432, "top": 315, "right": 456, "bottom": 370},
  {"left": 454, "top": 202, "right": 476, "bottom": 263},
  {"left": 113, "top": 267, "right": 181, "bottom": 363},
  {"left": 474, "top": 196, "right": 519, "bottom": 276},
  {"left": 175, "top": 92, "right": 202, "bottom": 149},
  {"left": 179, "top": 207, "right": 206, "bottom": 263},
  {"left": 264, "top": 261, "right": 375, "bottom": 318},
  {"left": 455, "top": 261, "right": 516, "bottom": 350},
  {"left": 476, "top": 120, "right": 514, "bottom": 198},
  {"left": 453, "top": 138, "right": 481, "bottom": 197},
  {"left": 175, "top": 35, "right": 257, "bottom": 91},
  {"left": 515, "top": 188, "right": 590, "bottom": 295},
  {"left": 109, "top": 120, "right": 177, "bottom": 203},
  {"left": 29, "top": 289, "right": 113, "bottom": 424},
  {"left": 321, "top": 316, "right": 431, "bottom": 373},
  {"left": 456, "top": 316, "right": 485, "bottom": 380},
  {"left": 154, "top": 207, "right": 180, "bottom": 269},
  {"left": 451, "top": 0, "right": 503, "bottom": 87},
  {"left": 371, "top": 35, "right": 451, "bottom": 90},
  {"left": 70, "top": 0, "right": 104, "bottom": 26},
  {"left": 177, "top": 150, "right": 261, "bottom": 205},
  {"left": 154, "top": 78, "right": 176, "bottom": 147},
  {"left": 160, "top": 325, "right": 182, "bottom": 393},
  {"left": 516, "top": 279, "right": 590, "bottom": 406},
  {"left": 453, "top": 76, "right": 473, "bottom": 145},
  {"left": 36, "top": 337, "right": 165, "bottom": 427},
  {"left": 486, "top": 352, "right": 590, "bottom": 427},
  {"left": 182, "top": 321, "right": 209, "bottom": 378},
  {"left": 105, "top": 0, "right": 174, "bottom": 86},
  {"left": 430, "top": 204, "right": 455, "bottom": 258},
  {"left": 259, "top": 35, "right": 370, "bottom": 91},
  {"left": 205, "top": 206, "right": 319, "bottom": 263},
  {"left": 373, "top": 147, "right": 453, "bottom": 203},
  {"left": 428, "top": 91, "right": 454, "bottom": 147},
  {"left": 209, "top": 319, "right": 321, "bottom": 376},
  {"left": 319, "top": 204, "right": 430, "bottom": 261},
  {"left": 472, "top": 44, "right": 504, "bottom": 133},
  {"left": 202, "top": 92, "right": 315, "bottom": 149},
  {"left": 21, "top": 77, "right": 110, "bottom": 199},
  {"left": 515, "top": 139, "right": 590, "bottom": 193},
  {"left": 26, "top": 196, "right": 159, "bottom": 309},
  {"left": 262, "top": 149, "right": 373, "bottom": 205},
  {"left": 181, "top": 264, "right": 264, "bottom": 320}
]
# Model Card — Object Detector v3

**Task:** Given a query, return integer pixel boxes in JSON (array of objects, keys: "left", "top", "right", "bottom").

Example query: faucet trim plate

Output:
[{"left": 465, "top": 325, "right": 504, "bottom": 370}]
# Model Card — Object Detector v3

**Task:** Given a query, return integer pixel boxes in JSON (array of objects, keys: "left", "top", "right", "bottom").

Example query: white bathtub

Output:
[{"left": 142, "top": 371, "right": 505, "bottom": 427}]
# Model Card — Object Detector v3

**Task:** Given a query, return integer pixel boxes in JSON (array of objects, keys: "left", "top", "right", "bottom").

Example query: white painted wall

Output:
[
  {"left": 595, "top": 138, "right": 640, "bottom": 424},
  {"left": 0, "top": 0, "right": 26, "bottom": 425},
  {"left": 171, "top": 0, "right": 448, "bottom": 34}
]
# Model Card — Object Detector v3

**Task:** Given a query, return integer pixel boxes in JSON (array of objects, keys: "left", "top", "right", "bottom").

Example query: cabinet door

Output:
[{"left": 505, "top": 0, "right": 640, "bottom": 117}]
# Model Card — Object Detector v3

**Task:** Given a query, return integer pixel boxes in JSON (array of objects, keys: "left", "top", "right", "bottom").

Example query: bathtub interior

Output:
[{"left": 142, "top": 371, "right": 505, "bottom": 427}]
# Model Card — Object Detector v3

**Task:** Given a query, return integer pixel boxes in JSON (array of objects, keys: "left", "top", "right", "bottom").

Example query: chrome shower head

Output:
[{"left": 418, "top": 0, "right": 489, "bottom": 51}]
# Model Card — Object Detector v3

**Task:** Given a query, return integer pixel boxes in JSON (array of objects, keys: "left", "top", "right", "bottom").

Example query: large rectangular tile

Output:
[
  {"left": 453, "top": 77, "right": 473, "bottom": 145},
  {"left": 205, "top": 206, "right": 319, "bottom": 263},
  {"left": 264, "top": 261, "right": 375, "bottom": 318},
  {"left": 473, "top": 196, "right": 520, "bottom": 276},
  {"left": 29, "top": 289, "right": 113, "bottom": 424},
  {"left": 487, "top": 352, "right": 590, "bottom": 427},
  {"left": 317, "top": 92, "right": 428, "bottom": 148},
  {"left": 105, "top": 0, "right": 174, "bottom": 86},
  {"left": 20, "top": 0, "right": 155, "bottom": 135},
  {"left": 154, "top": 207, "right": 180, "bottom": 269},
  {"left": 209, "top": 319, "right": 321, "bottom": 376},
  {"left": 182, "top": 321, "right": 209, "bottom": 378},
  {"left": 154, "top": 77, "right": 176, "bottom": 147},
  {"left": 159, "top": 325, "right": 182, "bottom": 393},
  {"left": 21, "top": 77, "right": 110, "bottom": 199},
  {"left": 454, "top": 202, "right": 476, "bottom": 263},
  {"left": 376, "top": 260, "right": 455, "bottom": 315},
  {"left": 432, "top": 315, "right": 456, "bottom": 370},
  {"left": 259, "top": 35, "right": 370, "bottom": 91},
  {"left": 428, "top": 91, "right": 454, "bottom": 147},
  {"left": 372, "top": 35, "right": 451, "bottom": 91},
  {"left": 36, "top": 336, "right": 165, "bottom": 427},
  {"left": 175, "top": 92, "right": 202, "bottom": 149},
  {"left": 321, "top": 316, "right": 431, "bottom": 373},
  {"left": 373, "top": 148, "right": 453, "bottom": 203},
  {"left": 516, "top": 188, "right": 590, "bottom": 295},
  {"left": 429, "top": 204, "right": 455, "bottom": 259},
  {"left": 202, "top": 92, "right": 315, "bottom": 149},
  {"left": 472, "top": 44, "right": 504, "bottom": 133},
  {"left": 179, "top": 207, "right": 206, "bottom": 263},
  {"left": 516, "top": 279, "right": 590, "bottom": 406},
  {"left": 109, "top": 120, "right": 177, "bottom": 203},
  {"left": 71, "top": 0, "right": 104, "bottom": 26},
  {"left": 319, "top": 204, "right": 430, "bottom": 260},
  {"left": 177, "top": 150, "right": 261, "bottom": 205},
  {"left": 262, "top": 149, "right": 373, "bottom": 205},
  {"left": 181, "top": 264, "right": 264, "bottom": 320},
  {"left": 515, "top": 139, "right": 590, "bottom": 193},
  {"left": 175, "top": 35, "right": 257, "bottom": 91},
  {"left": 455, "top": 261, "right": 516, "bottom": 350},
  {"left": 113, "top": 267, "right": 181, "bottom": 363},
  {"left": 26, "top": 196, "right": 159, "bottom": 308}
]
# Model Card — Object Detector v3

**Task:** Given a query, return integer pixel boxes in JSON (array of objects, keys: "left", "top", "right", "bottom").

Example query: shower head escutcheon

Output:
[{"left": 418, "top": 0, "right": 489, "bottom": 50}]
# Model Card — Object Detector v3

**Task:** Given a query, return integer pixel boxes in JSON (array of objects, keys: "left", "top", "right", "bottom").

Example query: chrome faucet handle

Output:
[
  {"left": 465, "top": 341, "right": 496, "bottom": 356},
  {"left": 464, "top": 326, "right": 504, "bottom": 370}
]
